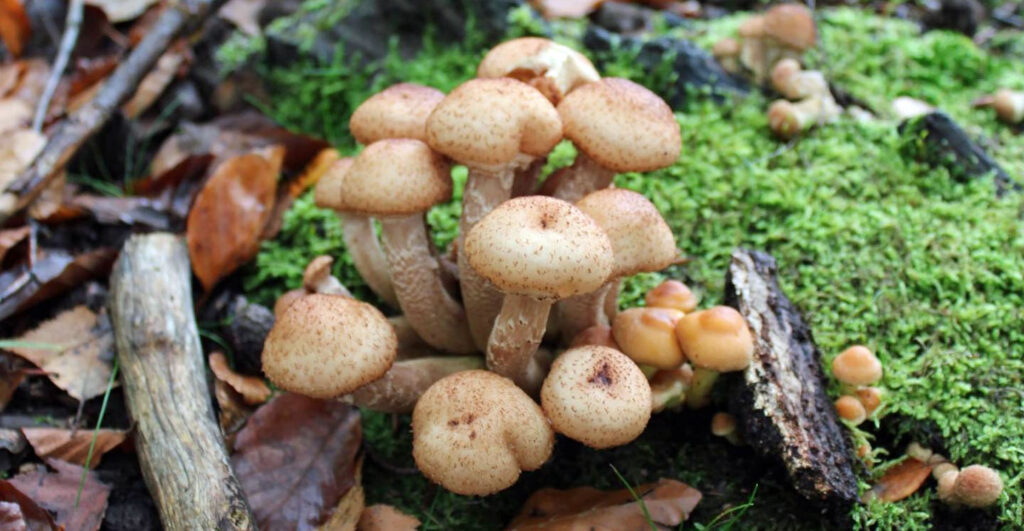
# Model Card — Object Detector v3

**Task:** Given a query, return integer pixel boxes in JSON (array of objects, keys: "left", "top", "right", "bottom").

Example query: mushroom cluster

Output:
[
  {"left": 906, "top": 443, "right": 1004, "bottom": 509},
  {"left": 766, "top": 59, "right": 841, "bottom": 139},
  {"left": 829, "top": 345, "right": 884, "bottom": 427}
]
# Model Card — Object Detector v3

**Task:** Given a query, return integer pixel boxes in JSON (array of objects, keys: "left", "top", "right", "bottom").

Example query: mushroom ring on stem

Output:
[
  {"left": 465, "top": 196, "right": 614, "bottom": 392},
  {"left": 427, "top": 78, "right": 563, "bottom": 350},
  {"left": 412, "top": 370, "right": 554, "bottom": 496},
  {"left": 339, "top": 139, "right": 475, "bottom": 354}
]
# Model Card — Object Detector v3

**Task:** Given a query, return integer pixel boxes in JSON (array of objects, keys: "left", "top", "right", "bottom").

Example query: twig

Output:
[
  {"left": 0, "top": 0, "right": 226, "bottom": 224},
  {"left": 32, "top": 0, "right": 84, "bottom": 132}
]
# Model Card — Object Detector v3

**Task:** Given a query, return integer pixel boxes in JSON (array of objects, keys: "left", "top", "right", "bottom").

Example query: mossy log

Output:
[
  {"left": 724, "top": 248, "right": 859, "bottom": 512},
  {"left": 108, "top": 234, "right": 255, "bottom": 531}
]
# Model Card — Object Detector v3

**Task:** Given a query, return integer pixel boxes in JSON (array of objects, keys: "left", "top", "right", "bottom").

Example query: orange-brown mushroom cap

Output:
[
  {"left": 953, "top": 465, "right": 1003, "bottom": 508},
  {"left": 312, "top": 156, "right": 355, "bottom": 210},
  {"left": 831, "top": 345, "right": 883, "bottom": 386},
  {"left": 477, "top": 37, "right": 600, "bottom": 103},
  {"left": 339, "top": 139, "right": 452, "bottom": 216},
  {"left": 349, "top": 83, "right": 445, "bottom": 144},
  {"left": 644, "top": 280, "right": 699, "bottom": 313},
  {"left": 675, "top": 306, "right": 754, "bottom": 372},
  {"left": 763, "top": 3, "right": 817, "bottom": 51},
  {"left": 612, "top": 307, "right": 686, "bottom": 370}
]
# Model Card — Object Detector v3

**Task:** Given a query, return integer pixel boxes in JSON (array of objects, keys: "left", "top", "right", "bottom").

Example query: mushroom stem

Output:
[
  {"left": 349, "top": 356, "right": 485, "bottom": 413},
  {"left": 380, "top": 215, "right": 476, "bottom": 354},
  {"left": 340, "top": 213, "right": 398, "bottom": 307},
  {"left": 487, "top": 294, "right": 552, "bottom": 392},
  {"left": 388, "top": 315, "right": 424, "bottom": 350},
  {"left": 685, "top": 367, "right": 719, "bottom": 409},
  {"left": 558, "top": 282, "right": 612, "bottom": 344},
  {"left": 511, "top": 158, "right": 545, "bottom": 197},
  {"left": 603, "top": 279, "right": 619, "bottom": 322},
  {"left": 548, "top": 151, "right": 616, "bottom": 203}
]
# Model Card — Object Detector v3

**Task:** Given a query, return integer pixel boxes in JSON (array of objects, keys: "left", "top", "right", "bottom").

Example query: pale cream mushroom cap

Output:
[
  {"left": 575, "top": 188, "right": 677, "bottom": 277},
  {"left": 477, "top": 37, "right": 600, "bottom": 103},
  {"left": 262, "top": 294, "right": 397, "bottom": 398},
  {"left": 953, "top": 465, "right": 1004, "bottom": 508},
  {"left": 612, "top": 307, "right": 686, "bottom": 370},
  {"left": 312, "top": 157, "right": 355, "bottom": 210},
  {"left": 937, "top": 470, "right": 959, "bottom": 503},
  {"left": 712, "top": 38, "right": 741, "bottom": 59},
  {"left": 675, "top": 306, "right": 754, "bottom": 372},
  {"left": 737, "top": 16, "right": 765, "bottom": 39},
  {"left": 340, "top": 139, "right": 452, "bottom": 216},
  {"left": 831, "top": 345, "right": 883, "bottom": 386},
  {"left": 349, "top": 83, "right": 445, "bottom": 144},
  {"left": 412, "top": 370, "right": 554, "bottom": 496}
]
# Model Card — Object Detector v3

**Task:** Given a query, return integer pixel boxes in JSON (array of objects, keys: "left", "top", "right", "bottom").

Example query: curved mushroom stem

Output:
[
  {"left": 340, "top": 213, "right": 398, "bottom": 307},
  {"left": 558, "top": 282, "right": 612, "bottom": 345},
  {"left": 487, "top": 294, "right": 552, "bottom": 393},
  {"left": 380, "top": 215, "right": 476, "bottom": 354},
  {"left": 685, "top": 367, "right": 719, "bottom": 409},
  {"left": 547, "top": 151, "right": 616, "bottom": 203},
  {"left": 349, "top": 356, "right": 485, "bottom": 413}
]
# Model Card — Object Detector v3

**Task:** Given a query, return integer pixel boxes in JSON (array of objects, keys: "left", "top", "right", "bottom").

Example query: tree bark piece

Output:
[
  {"left": 108, "top": 233, "right": 255, "bottom": 531},
  {"left": 724, "top": 248, "right": 858, "bottom": 512}
]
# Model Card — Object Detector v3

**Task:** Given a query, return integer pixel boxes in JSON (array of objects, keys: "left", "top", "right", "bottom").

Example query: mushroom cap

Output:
[
  {"left": 644, "top": 280, "right": 698, "bottom": 313},
  {"left": 831, "top": 345, "right": 882, "bottom": 385},
  {"left": 302, "top": 255, "right": 335, "bottom": 291},
  {"left": 312, "top": 157, "right": 355, "bottom": 210},
  {"left": 575, "top": 189, "right": 677, "bottom": 277},
  {"left": 273, "top": 288, "right": 306, "bottom": 320},
  {"left": 711, "top": 412, "right": 737, "bottom": 437},
  {"left": 339, "top": 139, "right": 452, "bottom": 216},
  {"left": 464, "top": 196, "right": 613, "bottom": 300},
  {"left": 540, "top": 345, "right": 651, "bottom": 449},
  {"left": 412, "top": 370, "right": 554, "bottom": 496},
  {"left": 763, "top": 3, "right": 816, "bottom": 51},
  {"left": 426, "top": 78, "right": 562, "bottom": 167},
  {"left": 856, "top": 386, "right": 883, "bottom": 415},
  {"left": 569, "top": 324, "right": 620, "bottom": 350},
  {"left": 612, "top": 307, "right": 686, "bottom": 370},
  {"left": 712, "top": 38, "right": 741, "bottom": 58},
  {"left": 937, "top": 470, "right": 959, "bottom": 503},
  {"left": 953, "top": 465, "right": 1003, "bottom": 508},
  {"left": 675, "top": 306, "right": 754, "bottom": 372},
  {"left": 770, "top": 58, "right": 801, "bottom": 93},
  {"left": 477, "top": 37, "right": 600, "bottom": 103},
  {"left": 993, "top": 88, "right": 1024, "bottom": 123},
  {"left": 737, "top": 15, "right": 764, "bottom": 39},
  {"left": 349, "top": 83, "right": 445, "bottom": 145},
  {"left": 557, "top": 78, "right": 681, "bottom": 172},
  {"left": 262, "top": 294, "right": 397, "bottom": 398},
  {"left": 834, "top": 395, "right": 866, "bottom": 425}
]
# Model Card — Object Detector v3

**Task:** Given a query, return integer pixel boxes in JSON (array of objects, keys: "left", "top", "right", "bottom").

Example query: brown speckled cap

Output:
[
  {"left": 763, "top": 3, "right": 816, "bottom": 51},
  {"left": 575, "top": 188, "right": 677, "bottom": 277},
  {"left": 953, "top": 465, "right": 1004, "bottom": 508},
  {"left": 339, "top": 139, "right": 452, "bottom": 216},
  {"left": 477, "top": 37, "right": 599, "bottom": 103},
  {"left": 541, "top": 345, "right": 651, "bottom": 449},
  {"left": 261, "top": 294, "right": 397, "bottom": 398},
  {"left": 425, "top": 78, "right": 562, "bottom": 167},
  {"left": 412, "top": 370, "right": 553, "bottom": 496},
  {"left": 557, "top": 78, "right": 681, "bottom": 172},
  {"left": 349, "top": 83, "right": 445, "bottom": 144},
  {"left": 313, "top": 156, "right": 355, "bottom": 210},
  {"left": 464, "top": 196, "right": 613, "bottom": 300}
]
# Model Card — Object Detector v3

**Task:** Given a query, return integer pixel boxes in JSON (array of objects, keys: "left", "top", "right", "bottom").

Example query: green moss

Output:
[{"left": 242, "top": 6, "right": 1024, "bottom": 529}]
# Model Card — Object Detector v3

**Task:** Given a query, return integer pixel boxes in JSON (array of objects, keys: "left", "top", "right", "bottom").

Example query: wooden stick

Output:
[
  {"left": 32, "top": 0, "right": 84, "bottom": 132},
  {"left": 0, "top": 0, "right": 225, "bottom": 223},
  {"left": 108, "top": 234, "right": 255, "bottom": 531}
]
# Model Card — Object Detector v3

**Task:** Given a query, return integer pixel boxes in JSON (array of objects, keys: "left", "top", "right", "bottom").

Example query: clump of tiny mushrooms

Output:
[
  {"left": 260, "top": 36, "right": 758, "bottom": 496},
  {"left": 906, "top": 443, "right": 1004, "bottom": 509}
]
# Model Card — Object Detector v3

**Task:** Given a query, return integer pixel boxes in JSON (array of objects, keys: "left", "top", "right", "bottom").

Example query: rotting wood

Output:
[
  {"left": 108, "top": 233, "right": 255, "bottom": 531},
  {"left": 724, "top": 248, "right": 859, "bottom": 512}
]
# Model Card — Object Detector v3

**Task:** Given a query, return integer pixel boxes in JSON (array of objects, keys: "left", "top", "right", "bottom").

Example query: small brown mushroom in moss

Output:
[
  {"left": 937, "top": 469, "right": 960, "bottom": 503},
  {"left": 675, "top": 306, "right": 754, "bottom": 409},
  {"left": 834, "top": 395, "right": 866, "bottom": 425},
  {"left": 933, "top": 462, "right": 959, "bottom": 482},
  {"left": 711, "top": 412, "right": 741, "bottom": 445},
  {"left": 832, "top": 345, "right": 883, "bottom": 386},
  {"left": 712, "top": 38, "right": 741, "bottom": 74},
  {"left": 855, "top": 386, "right": 884, "bottom": 416},
  {"left": 770, "top": 58, "right": 830, "bottom": 101},
  {"left": 762, "top": 3, "right": 817, "bottom": 70},
  {"left": 767, "top": 98, "right": 826, "bottom": 139},
  {"left": 952, "top": 465, "right": 1003, "bottom": 508},
  {"left": 974, "top": 89, "right": 1024, "bottom": 124},
  {"left": 302, "top": 255, "right": 351, "bottom": 296}
]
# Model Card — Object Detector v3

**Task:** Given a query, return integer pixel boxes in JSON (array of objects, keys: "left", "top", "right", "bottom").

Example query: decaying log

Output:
[
  {"left": 724, "top": 248, "right": 858, "bottom": 511},
  {"left": 108, "top": 234, "right": 254, "bottom": 531}
]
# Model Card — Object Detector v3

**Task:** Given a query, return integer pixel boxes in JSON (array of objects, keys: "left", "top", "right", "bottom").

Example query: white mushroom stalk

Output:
[{"left": 349, "top": 355, "right": 485, "bottom": 413}]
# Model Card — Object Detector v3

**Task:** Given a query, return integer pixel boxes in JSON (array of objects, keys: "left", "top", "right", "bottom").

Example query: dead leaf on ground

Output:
[
  {"left": 122, "top": 41, "right": 190, "bottom": 118},
  {"left": 84, "top": 0, "right": 159, "bottom": 23},
  {"left": 231, "top": 393, "right": 362, "bottom": 530},
  {"left": 0, "top": 129, "right": 45, "bottom": 187},
  {"left": 213, "top": 378, "right": 253, "bottom": 446},
  {"left": 0, "top": 354, "right": 26, "bottom": 411},
  {"left": 358, "top": 504, "right": 420, "bottom": 531},
  {"left": 3, "top": 306, "right": 116, "bottom": 402},
  {"left": 0, "top": 481, "right": 59, "bottom": 531},
  {"left": 0, "top": 247, "right": 118, "bottom": 322},
  {"left": 219, "top": 0, "right": 265, "bottom": 36},
  {"left": 21, "top": 428, "right": 127, "bottom": 468},
  {"left": 0, "top": 226, "right": 29, "bottom": 263},
  {"left": 864, "top": 457, "right": 933, "bottom": 503},
  {"left": 508, "top": 478, "right": 702, "bottom": 530},
  {"left": 0, "top": 0, "right": 31, "bottom": 57},
  {"left": 321, "top": 457, "right": 365, "bottom": 531},
  {"left": 9, "top": 458, "right": 110, "bottom": 531},
  {"left": 187, "top": 147, "right": 283, "bottom": 291},
  {"left": 27, "top": 172, "right": 69, "bottom": 221},
  {"left": 530, "top": 0, "right": 604, "bottom": 19},
  {"left": 209, "top": 352, "right": 270, "bottom": 405}
]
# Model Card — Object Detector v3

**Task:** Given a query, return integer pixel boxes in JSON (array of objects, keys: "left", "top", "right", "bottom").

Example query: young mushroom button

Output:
[
  {"left": 831, "top": 345, "right": 882, "bottom": 386},
  {"left": 261, "top": 294, "right": 397, "bottom": 399}
]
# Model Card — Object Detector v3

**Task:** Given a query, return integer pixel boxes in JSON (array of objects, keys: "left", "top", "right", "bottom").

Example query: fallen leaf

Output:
[
  {"left": 0, "top": 354, "right": 26, "bottom": 411},
  {"left": 0, "top": 0, "right": 30, "bottom": 57},
  {"left": 0, "top": 98, "right": 31, "bottom": 134},
  {"left": 0, "top": 128, "right": 44, "bottom": 188},
  {"left": 320, "top": 457, "right": 364, "bottom": 531},
  {"left": 0, "top": 247, "right": 118, "bottom": 322},
  {"left": 69, "top": 195, "right": 172, "bottom": 230},
  {"left": 358, "top": 504, "right": 420, "bottom": 531},
  {"left": 209, "top": 352, "right": 270, "bottom": 405},
  {"left": 9, "top": 458, "right": 110, "bottom": 531},
  {"left": 122, "top": 42, "right": 189, "bottom": 118},
  {"left": 530, "top": 0, "right": 604, "bottom": 19},
  {"left": 508, "top": 479, "right": 702, "bottom": 530},
  {"left": 213, "top": 378, "right": 253, "bottom": 447},
  {"left": 8, "top": 59, "right": 46, "bottom": 106},
  {"left": 0, "top": 226, "right": 29, "bottom": 263},
  {"left": 133, "top": 153, "right": 212, "bottom": 197},
  {"left": 21, "top": 428, "right": 127, "bottom": 468},
  {"left": 231, "top": 393, "right": 362, "bottom": 531},
  {"left": 865, "top": 457, "right": 933, "bottom": 503},
  {"left": 289, "top": 148, "right": 339, "bottom": 198},
  {"left": 27, "top": 171, "right": 68, "bottom": 221},
  {"left": 84, "top": 0, "right": 158, "bottom": 23},
  {"left": 3, "top": 306, "right": 116, "bottom": 402},
  {"left": 219, "top": 0, "right": 265, "bottom": 36},
  {"left": 0, "top": 481, "right": 58, "bottom": 531},
  {"left": 187, "top": 147, "right": 282, "bottom": 291}
]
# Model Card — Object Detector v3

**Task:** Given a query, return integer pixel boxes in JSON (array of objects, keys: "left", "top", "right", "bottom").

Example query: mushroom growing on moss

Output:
[
  {"left": 645, "top": 280, "right": 699, "bottom": 314},
  {"left": 712, "top": 38, "right": 741, "bottom": 75},
  {"left": 832, "top": 345, "right": 883, "bottom": 386},
  {"left": 974, "top": 88, "right": 1024, "bottom": 124},
  {"left": 767, "top": 98, "right": 833, "bottom": 139},
  {"left": 952, "top": 465, "right": 1004, "bottom": 508},
  {"left": 762, "top": 3, "right": 817, "bottom": 70},
  {"left": 675, "top": 306, "right": 754, "bottom": 409},
  {"left": 834, "top": 395, "right": 866, "bottom": 425},
  {"left": 349, "top": 83, "right": 445, "bottom": 144},
  {"left": 770, "top": 58, "right": 830, "bottom": 101},
  {"left": 412, "top": 370, "right": 554, "bottom": 496}
]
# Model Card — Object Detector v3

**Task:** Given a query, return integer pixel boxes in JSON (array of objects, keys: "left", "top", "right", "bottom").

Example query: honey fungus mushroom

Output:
[
  {"left": 975, "top": 89, "right": 1024, "bottom": 124},
  {"left": 675, "top": 306, "right": 754, "bottom": 408},
  {"left": 645, "top": 280, "right": 699, "bottom": 313},
  {"left": 540, "top": 345, "right": 651, "bottom": 449},
  {"left": 476, "top": 37, "right": 600, "bottom": 104},
  {"left": 612, "top": 307, "right": 686, "bottom": 370},
  {"left": 832, "top": 345, "right": 883, "bottom": 386},
  {"left": 412, "top": 370, "right": 554, "bottom": 496}
]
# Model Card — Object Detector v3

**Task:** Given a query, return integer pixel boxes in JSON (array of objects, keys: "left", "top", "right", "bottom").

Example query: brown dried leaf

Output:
[
  {"left": 0, "top": 129, "right": 44, "bottom": 193},
  {"left": 232, "top": 393, "right": 362, "bottom": 531},
  {"left": 0, "top": 481, "right": 59, "bottom": 531},
  {"left": 219, "top": 0, "right": 265, "bottom": 36},
  {"left": 84, "top": 0, "right": 159, "bottom": 23},
  {"left": 209, "top": 352, "right": 270, "bottom": 405},
  {"left": 0, "top": 0, "right": 30, "bottom": 57},
  {"left": 122, "top": 42, "right": 189, "bottom": 118},
  {"left": 0, "top": 247, "right": 118, "bottom": 322},
  {"left": 0, "top": 226, "right": 29, "bottom": 264},
  {"left": 0, "top": 367, "right": 25, "bottom": 411},
  {"left": 4, "top": 306, "right": 116, "bottom": 402},
  {"left": 358, "top": 504, "right": 420, "bottom": 531},
  {"left": 21, "top": 428, "right": 127, "bottom": 468},
  {"left": 320, "top": 457, "right": 364, "bottom": 531},
  {"left": 9, "top": 59, "right": 46, "bottom": 106},
  {"left": 9, "top": 458, "right": 110, "bottom": 531},
  {"left": 866, "top": 457, "right": 933, "bottom": 503},
  {"left": 27, "top": 171, "right": 68, "bottom": 221},
  {"left": 187, "top": 147, "right": 282, "bottom": 291},
  {"left": 508, "top": 479, "right": 702, "bottom": 530}
]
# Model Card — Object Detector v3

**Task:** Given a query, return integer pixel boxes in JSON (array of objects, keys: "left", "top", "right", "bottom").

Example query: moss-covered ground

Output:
[{"left": 236, "top": 6, "right": 1024, "bottom": 529}]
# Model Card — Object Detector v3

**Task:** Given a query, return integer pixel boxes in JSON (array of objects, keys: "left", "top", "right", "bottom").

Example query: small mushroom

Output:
[
  {"left": 937, "top": 469, "right": 959, "bottom": 503},
  {"left": 465, "top": 196, "right": 614, "bottom": 391},
  {"left": 302, "top": 255, "right": 351, "bottom": 296},
  {"left": 933, "top": 462, "right": 959, "bottom": 481},
  {"left": 540, "top": 345, "right": 651, "bottom": 449},
  {"left": 412, "top": 370, "right": 554, "bottom": 496},
  {"left": 855, "top": 386, "right": 883, "bottom": 416},
  {"left": 835, "top": 395, "right": 866, "bottom": 425},
  {"left": 737, "top": 16, "right": 767, "bottom": 83},
  {"left": 612, "top": 307, "right": 686, "bottom": 370},
  {"left": 477, "top": 37, "right": 600, "bottom": 104},
  {"left": 770, "top": 58, "right": 830, "bottom": 101},
  {"left": 762, "top": 3, "right": 817, "bottom": 72},
  {"left": 831, "top": 345, "right": 883, "bottom": 386},
  {"left": 891, "top": 96, "right": 935, "bottom": 121},
  {"left": 262, "top": 294, "right": 397, "bottom": 398},
  {"left": 711, "top": 412, "right": 741, "bottom": 445},
  {"left": 675, "top": 306, "right": 754, "bottom": 409},
  {"left": 649, "top": 364, "right": 693, "bottom": 413},
  {"left": 712, "top": 38, "right": 741, "bottom": 74},
  {"left": 952, "top": 465, "right": 1003, "bottom": 508},
  {"left": 644, "top": 280, "right": 699, "bottom": 313},
  {"left": 350, "top": 356, "right": 485, "bottom": 413},
  {"left": 767, "top": 98, "right": 825, "bottom": 139},
  {"left": 974, "top": 88, "right": 1024, "bottom": 124},
  {"left": 349, "top": 83, "right": 445, "bottom": 144},
  {"left": 906, "top": 442, "right": 932, "bottom": 462},
  {"left": 273, "top": 288, "right": 306, "bottom": 320}
]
